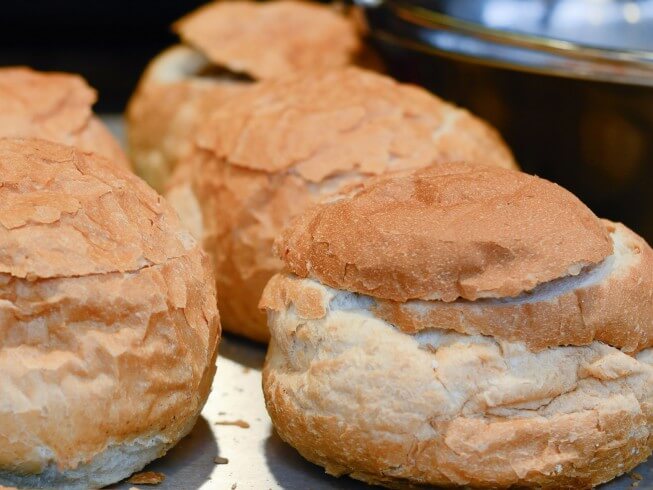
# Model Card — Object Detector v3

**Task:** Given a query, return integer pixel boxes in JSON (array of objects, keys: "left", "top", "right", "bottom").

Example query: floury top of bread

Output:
[
  {"left": 261, "top": 163, "right": 653, "bottom": 488},
  {"left": 167, "top": 67, "right": 516, "bottom": 342},
  {"left": 127, "top": 0, "right": 371, "bottom": 192},
  {"left": 0, "top": 66, "right": 129, "bottom": 169},
  {"left": 0, "top": 138, "right": 220, "bottom": 489}
]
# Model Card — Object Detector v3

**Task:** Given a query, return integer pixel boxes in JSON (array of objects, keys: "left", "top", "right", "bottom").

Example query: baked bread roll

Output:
[
  {"left": 169, "top": 67, "right": 516, "bottom": 342},
  {"left": 127, "top": 0, "right": 369, "bottom": 192},
  {"left": 0, "top": 67, "right": 129, "bottom": 168},
  {"left": 0, "top": 138, "right": 220, "bottom": 489},
  {"left": 261, "top": 163, "right": 653, "bottom": 488}
]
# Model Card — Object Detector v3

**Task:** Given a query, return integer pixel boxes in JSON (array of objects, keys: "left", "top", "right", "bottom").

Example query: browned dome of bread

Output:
[
  {"left": 276, "top": 163, "right": 612, "bottom": 302},
  {"left": 174, "top": 0, "right": 361, "bottom": 79},
  {"left": 128, "top": 1, "right": 380, "bottom": 192},
  {"left": 126, "top": 45, "right": 247, "bottom": 192},
  {"left": 0, "top": 137, "right": 220, "bottom": 488},
  {"left": 0, "top": 67, "right": 129, "bottom": 168},
  {"left": 261, "top": 157, "right": 653, "bottom": 489},
  {"left": 0, "top": 138, "right": 188, "bottom": 279},
  {"left": 196, "top": 67, "right": 516, "bottom": 179},
  {"left": 170, "top": 67, "right": 516, "bottom": 342}
]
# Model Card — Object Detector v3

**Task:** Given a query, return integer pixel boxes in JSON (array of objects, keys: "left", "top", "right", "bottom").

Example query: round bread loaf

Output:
[
  {"left": 0, "top": 138, "right": 220, "bottom": 489},
  {"left": 167, "top": 67, "right": 517, "bottom": 342},
  {"left": 261, "top": 163, "right": 653, "bottom": 488},
  {"left": 0, "top": 67, "right": 129, "bottom": 168},
  {"left": 127, "top": 0, "right": 368, "bottom": 192}
]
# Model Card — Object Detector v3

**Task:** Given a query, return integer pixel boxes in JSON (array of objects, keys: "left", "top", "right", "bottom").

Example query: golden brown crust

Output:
[
  {"left": 263, "top": 218, "right": 653, "bottom": 352},
  {"left": 0, "top": 250, "right": 219, "bottom": 473},
  {"left": 169, "top": 155, "right": 312, "bottom": 342},
  {"left": 174, "top": 68, "right": 516, "bottom": 341},
  {"left": 126, "top": 46, "right": 248, "bottom": 192},
  {"left": 0, "top": 138, "right": 191, "bottom": 279},
  {"left": 262, "top": 276, "right": 653, "bottom": 488},
  {"left": 261, "top": 155, "right": 653, "bottom": 487},
  {"left": 276, "top": 163, "right": 611, "bottom": 302},
  {"left": 174, "top": 0, "right": 361, "bottom": 79},
  {"left": 128, "top": 0, "right": 377, "bottom": 192},
  {"left": 371, "top": 221, "right": 653, "bottom": 353},
  {"left": 0, "top": 67, "right": 129, "bottom": 168},
  {"left": 196, "top": 68, "right": 516, "bottom": 179},
  {"left": 0, "top": 137, "right": 220, "bottom": 477}
]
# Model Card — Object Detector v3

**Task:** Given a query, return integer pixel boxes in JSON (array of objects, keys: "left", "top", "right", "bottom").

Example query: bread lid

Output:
[
  {"left": 195, "top": 67, "right": 515, "bottom": 183},
  {"left": 174, "top": 0, "right": 360, "bottom": 79},
  {"left": 0, "top": 67, "right": 96, "bottom": 140},
  {"left": 0, "top": 66, "right": 129, "bottom": 167},
  {"left": 0, "top": 138, "right": 190, "bottom": 280},
  {"left": 276, "top": 163, "right": 613, "bottom": 302}
]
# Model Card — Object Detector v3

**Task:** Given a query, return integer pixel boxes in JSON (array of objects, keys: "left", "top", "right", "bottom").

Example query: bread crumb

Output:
[
  {"left": 215, "top": 419, "right": 250, "bottom": 428},
  {"left": 231, "top": 484, "right": 238, "bottom": 490},
  {"left": 127, "top": 471, "right": 166, "bottom": 485},
  {"left": 631, "top": 472, "right": 643, "bottom": 481},
  {"left": 214, "top": 456, "right": 229, "bottom": 465}
]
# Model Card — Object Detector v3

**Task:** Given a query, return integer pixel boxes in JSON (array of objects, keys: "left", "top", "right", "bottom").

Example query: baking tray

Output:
[{"left": 103, "top": 117, "right": 652, "bottom": 490}]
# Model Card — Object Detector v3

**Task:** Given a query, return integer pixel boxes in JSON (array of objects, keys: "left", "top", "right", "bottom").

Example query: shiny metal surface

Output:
[
  {"left": 360, "top": 0, "right": 653, "bottom": 85},
  {"left": 413, "top": 0, "right": 653, "bottom": 51}
]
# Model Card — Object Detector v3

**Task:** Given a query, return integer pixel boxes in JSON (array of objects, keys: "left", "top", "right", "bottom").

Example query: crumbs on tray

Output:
[
  {"left": 127, "top": 471, "right": 166, "bottom": 485},
  {"left": 214, "top": 419, "right": 250, "bottom": 428}
]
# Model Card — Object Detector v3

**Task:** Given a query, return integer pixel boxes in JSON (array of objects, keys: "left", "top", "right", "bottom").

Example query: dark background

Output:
[{"left": 0, "top": 1, "right": 206, "bottom": 112}]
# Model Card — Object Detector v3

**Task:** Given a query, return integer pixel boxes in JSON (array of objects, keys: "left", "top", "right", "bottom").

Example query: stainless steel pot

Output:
[{"left": 358, "top": 0, "right": 653, "bottom": 239}]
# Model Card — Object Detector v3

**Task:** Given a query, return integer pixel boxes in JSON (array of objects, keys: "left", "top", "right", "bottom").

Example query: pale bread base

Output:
[
  {"left": 0, "top": 416, "right": 196, "bottom": 490},
  {"left": 263, "top": 275, "right": 653, "bottom": 488}
]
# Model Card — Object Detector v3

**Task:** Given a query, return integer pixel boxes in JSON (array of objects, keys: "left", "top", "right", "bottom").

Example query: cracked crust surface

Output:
[
  {"left": 126, "top": 46, "right": 248, "bottom": 192},
  {"left": 174, "top": 0, "right": 361, "bottom": 79},
  {"left": 276, "top": 162, "right": 610, "bottom": 303},
  {"left": 169, "top": 68, "right": 516, "bottom": 342},
  {"left": 0, "top": 138, "right": 220, "bottom": 487},
  {"left": 262, "top": 274, "right": 653, "bottom": 488},
  {"left": 194, "top": 68, "right": 516, "bottom": 179},
  {"left": 0, "top": 67, "right": 129, "bottom": 169},
  {"left": 371, "top": 221, "right": 653, "bottom": 354},
  {"left": 264, "top": 215, "right": 653, "bottom": 353},
  {"left": 0, "top": 138, "right": 189, "bottom": 279},
  {"left": 127, "top": 1, "right": 370, "bottom": 192},
  {"left": 261, "top": 163, "right": 653, "bottom": 487}
]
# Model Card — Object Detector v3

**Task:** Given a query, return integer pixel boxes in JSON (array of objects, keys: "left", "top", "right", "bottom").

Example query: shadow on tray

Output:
[{"left": 109, "top": 416, "right": 220, "bottom": 490}]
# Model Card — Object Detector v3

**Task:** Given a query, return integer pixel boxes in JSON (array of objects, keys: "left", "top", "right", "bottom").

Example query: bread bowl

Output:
[
  {"left": 127, "top": 0, "right": 370, "bottom": 192},
  {"left": 0, "top": 67, "right": 129, "bottom": 168},
  {"left": 167, "top": 67, "right": 516, "bottom": 342},
  {"left": 261, "top": 163, "right": 653, "bottom": 488},
  {"left": 0, "top": 138, "right": 220, "bottom": 489}
]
